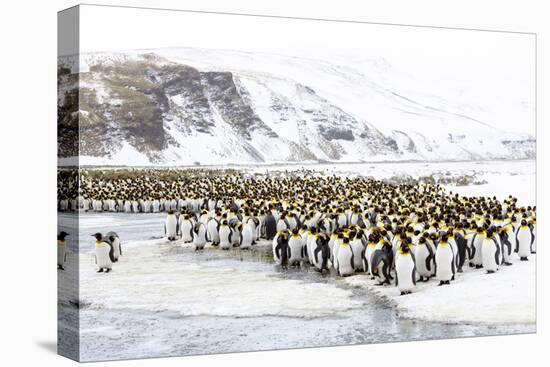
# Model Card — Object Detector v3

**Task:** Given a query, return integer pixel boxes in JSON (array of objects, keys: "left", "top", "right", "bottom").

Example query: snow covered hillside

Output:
[{"left": 57, "top": 48, "right": 535, "bottom": 166}]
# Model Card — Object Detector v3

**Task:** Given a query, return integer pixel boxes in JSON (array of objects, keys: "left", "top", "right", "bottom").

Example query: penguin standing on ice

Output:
[
  {"left": 179, "top": 214, "right": 194, "bottom": 243},
  {"left": 370, "top": 242, "right": 394, "bottom": 285},
  {"left": 482, "top": 228, "right": 501, "bottom": 273},
  {"left": 395, "top": 241, "right": 417, "bottom": 295},
  {"left": 92, "top": 233, "right": 114, "bottom": 273},
  {"left": 335, "top": 237, "right": 355, "bottom": 277},
  {"left": 435, "top": 234, "right": 455, "bottom": 286},
  {"left": 105, "top": 231, "right": 122, "bottom": 262},
  {"left": 274, "top": 231, "right": 291, "bottom": 268},
  {"left": 57, "top": 231, "right": 69, "bottom": 270},
  {"left": 312, "top": 234, "right": 331, "bottom": 272},
  {"left": 471, "top": 226, "right": 485, "bottom": 268},
  {"left": 263, "top": 212, "right": 277, "bottom": 240},
  {"left": 288, "top": 228, "right": 303, "bottom": 266},
  {"left": 363, "top": 234, "right": 378, "bottom": 277},
  {"left": 239, "top": 222, "right": 254, "bottom": 250},
  {"left": 219, "top": 220, "right": 233, "bottom": 250},
  {"left": 515, "top": 219, "right": 534, "bottom": 261},
  {"left": 207, "top": 217, "right": 220, "bottom": 246},
  {"left": 414, "top": 235, "right": 434, "bottom": 282},
  {"left": 498, "top": 225, "right": 513, "bottom": 266},
  {"left": 350, "top": 230, "right": 366, "bottom": 272},
  {"left": 193, "top": 222, "right": 207, "bottom": 250},
  {"left": 164, "top": 210, "right": 178, "bottom": 241}
]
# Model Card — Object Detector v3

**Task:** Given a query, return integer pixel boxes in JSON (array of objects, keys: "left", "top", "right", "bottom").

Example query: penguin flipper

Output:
[
  {"left": 495, "top": 240, "right": 501, "bottom": 266},
  {"left": 411, "top": 266, "right": 416, "bottom": 286},
  {"left": 108, "top": 244, "right": 116, "bottom": 262},
  {"left": 395, "top": 271, "right": 398, "bottom": 286},
  {"left": 451, "top": 256, "right": 456, "bottom": 276}
]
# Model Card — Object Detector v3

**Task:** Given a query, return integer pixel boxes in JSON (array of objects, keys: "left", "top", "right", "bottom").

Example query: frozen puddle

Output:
[{"left": 58, "top": 211, "right": 535, "bottom": 361}]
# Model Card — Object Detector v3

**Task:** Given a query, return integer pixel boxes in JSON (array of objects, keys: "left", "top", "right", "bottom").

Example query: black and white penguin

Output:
[
  {"left": 515, "top": 219, "right": 533, "bottom": 261},
  {"left": 482, "top": 229, "right": 501, "bottom": 273},
  {"left": 274, "top": 231, "right": 291, "bottom": 268},
  {"left": 435, "top": 234, "right": 455, "bottom": 285},
  {"left": 92, "top": 233, "right": 114, "bottom": 273},
  {"left": 179, "top": 214, "right": 194, "bottom": 243},
  {"left": 335, "top": 237, "right": 355, "bottom": 277},
  {"left": 219, "top": 220, "right": 233, "bottom": 250},
  {"left": 395, "top": 241, "right": 416, "bottom": 295},
  {"left": 370, "top": 242, "right": 394, "bottom": 285},
  {"left": 239, "top": 222, "right": 254, "bottom": 250},
  {"left": 306, "top": 228, "right": 319, "bottom": 265},
  {"left": 288, "top": 229, "right": 303, "bottom": 265},
  {"left": 57, "top": 231, "right": 69, "bottom": 270},
  {"left": 453, "top": 226, "right": 468, "bottom": 273},
  {"left": 263, "top": 213, "right": 277, "bottom": 240},
  {"left": 312, "top": 234, "right": 331, "bottom": 272},
  {"left": 193, "top": 222, "right": 207, "bottom": 250},
  {"left": 350, "top": 231, "right": 366, "bottom": 272},
  {"left": 470, "top": 227, "right": 485, "bottom": 268},
  {"left": 363, "top": 234, "right": 379, "bottom": 277},
  {"left": 105, "top": 231, "right": 121, "bottom": 262},
  {"left": 207, "top": 217, "right": 220, "bottom": 246},
  {"left": 414, "top": 235, "right": 434, "bottom": 282},
  {"left": 498, "top": 225, "right": 514, "bottom": 266},
  {"left": 164, "top": 210, "right": 178, "bottom": 241}
]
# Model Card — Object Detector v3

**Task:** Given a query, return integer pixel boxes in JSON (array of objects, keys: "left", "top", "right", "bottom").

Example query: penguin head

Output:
[
  {"left": 521, "top": 219, "right": 527, "bottom": 226},
  {"left": 92, "top": 233, "right": 103, "bottom": 241},
  {"left": 58, "top": 231, "right": 69, "bottom": 241}
]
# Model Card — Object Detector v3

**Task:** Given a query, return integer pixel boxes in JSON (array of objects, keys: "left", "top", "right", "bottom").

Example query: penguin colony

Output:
[{"left": 58, "top": 169, "right": 536, "bottom": 295}]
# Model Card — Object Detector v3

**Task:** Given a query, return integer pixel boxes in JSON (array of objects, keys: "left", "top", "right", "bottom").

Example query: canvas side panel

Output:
[{"left": 57, "top": 5, "right": 80, "bottom": 362}]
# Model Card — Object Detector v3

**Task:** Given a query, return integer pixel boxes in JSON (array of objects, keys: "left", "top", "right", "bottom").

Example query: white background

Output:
[{"left": 0, "top": 0, "right": 547, "bottom": 366}]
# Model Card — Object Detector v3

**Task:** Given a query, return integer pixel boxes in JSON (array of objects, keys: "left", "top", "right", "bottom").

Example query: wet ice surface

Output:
[{"left": 58, "top": 211, "right": 535, "bottom": 362}]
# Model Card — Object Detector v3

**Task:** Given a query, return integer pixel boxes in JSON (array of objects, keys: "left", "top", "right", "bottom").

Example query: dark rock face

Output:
[{"left": 201, "top": 71, "right": 277, "bottom": 140}]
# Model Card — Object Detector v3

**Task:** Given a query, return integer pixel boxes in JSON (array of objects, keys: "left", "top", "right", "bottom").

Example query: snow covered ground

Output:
[{"left": 344, "top": 255, "right": 535, "bottom": 325}]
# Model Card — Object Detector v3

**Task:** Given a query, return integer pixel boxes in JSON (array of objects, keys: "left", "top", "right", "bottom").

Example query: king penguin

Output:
[
  {"left": 395, "top": 242, "right": 417, "bottom": 295},
  {"left": 93, "top": 233, "right": 114, "bottom": 273},
  {"left": 515, "top": 219, "right": 533, "bottom": 261},
  {"left": 57, "top": 231, "right": 69, "bottom": 270},
  {"left": 482, "top": 229, "right": 501, "bottom": 273},
  {"left": 164, "top": 210, "right": 178, "bottom": 241},
  {"left": 105, "top": 231, "right": 121, "bottom": 262},
  {"left": 435, "top": 234, "right": 455, "bottom": 285}
]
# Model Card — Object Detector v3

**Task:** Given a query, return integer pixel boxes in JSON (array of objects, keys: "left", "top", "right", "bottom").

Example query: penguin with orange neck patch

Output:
[
  {"left": 93, "top": 233, "right": 114, "bottom": 273},
  {"left": 435, "top": 234, "right": 455, "bottom": 286},
  {"left": 395, "top": 239, "right": 416, "bottom": 295}
]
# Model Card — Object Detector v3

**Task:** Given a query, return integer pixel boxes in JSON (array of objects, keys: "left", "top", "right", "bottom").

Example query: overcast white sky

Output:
[{"left": 76, "top": 4, "right": 536, "bottom": 135}]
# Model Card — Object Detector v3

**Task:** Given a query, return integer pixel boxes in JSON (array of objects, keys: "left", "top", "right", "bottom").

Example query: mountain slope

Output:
[{"left": 57, "top": 49, "right": 535, "bottom": 165}]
